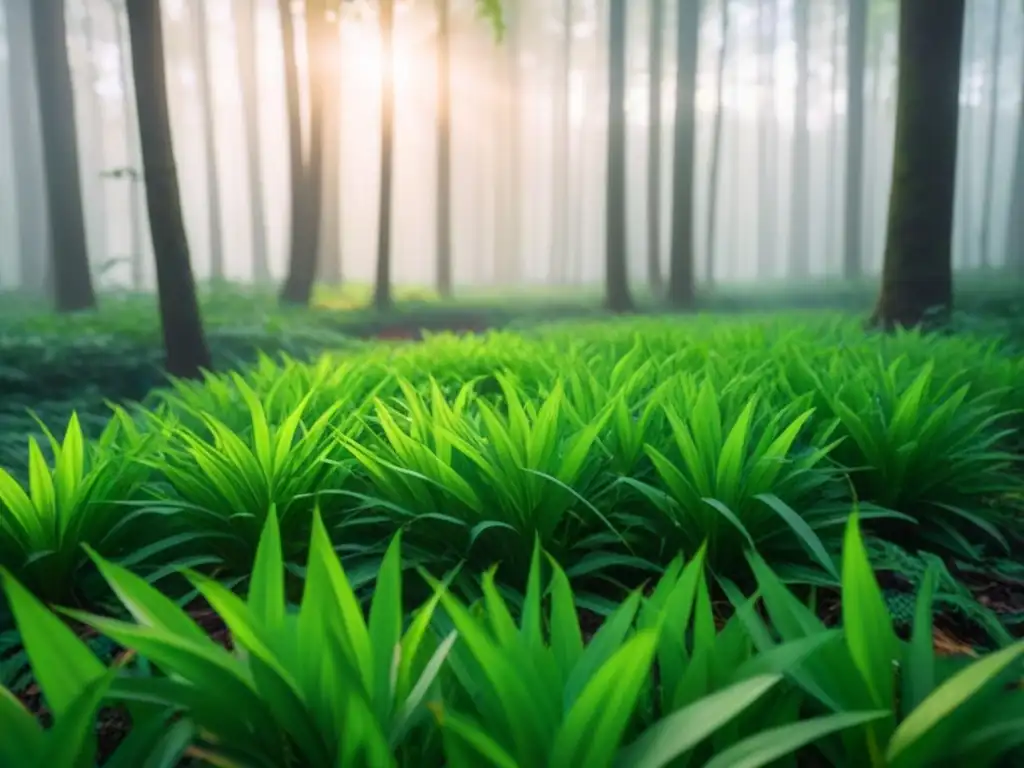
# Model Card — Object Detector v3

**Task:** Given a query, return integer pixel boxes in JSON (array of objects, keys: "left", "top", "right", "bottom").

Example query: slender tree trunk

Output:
[
  {"left": 843, "top": 0, "right": 868, "bottom": 279},
  {"left": 980, "top": 0, "right": 1006, "bottom": 270},
  {"left": 30, "top": 0, "right": 96, "bottom": 311},
  {"left": 789, "top": 0, "right": 811, "bottom": 278},
  {"left": 1007, "top": 4, "right": 1024, "bottom": 275},
  {"left": 191, "top": 0, "right": 225, "bottom": 282},
  {"left": 79, "top": 4, "right": 109, "bottom": 272},
  {"left": 318, "top": 15, "right": 342, "bottom": 284},
  {"left": 605, "top": 0, "right": 633, "bottom": 312},
  {"left": 279, "top": 0, "right": 324, "bottom": 306},
  {"left": 646, "top": 0, "right": 665, "bottom": 294},
  {"left": 234, "top": 0, "right": 271, "bottom": 283},
  {"left": 825, "top": 0, "right": 841, "bottom": 271},
  {"left": 959, "top": 3, "right": 976, "bottom": 268},
  {"left": 871, "top": 0, "right": 965, "bottom": 329},
  {"left": 667, "top": 0, "right": 701, "bottom": 307},
  {"left": 551, "top": 0, "right": 572, "bottom": 284},
  {"left": 373, "top": 0, "right": 396, "bottom": 310},
  {"left": 125, "top": 0, "right": 212, "bottom": 378},
  {"left": 756, "top": 0, "right": 778, "bottom": 279},
  {"left": 6, "top": 0, "right": 49, "bottom": 295},
  {"left": 495, "top": 6, "right": 522, "bottom": 287},
  {"left": 704, "top": 0, "right": 730, "bottom": 287},
  {"left": 863, "top": 28, "right": 884, "bottom": 272},
  {"left": 436, "top": 0, "right": 453, "bottom": 297},
  {"left": 113, "top": 4, "right": 145, "bottom": 290}
]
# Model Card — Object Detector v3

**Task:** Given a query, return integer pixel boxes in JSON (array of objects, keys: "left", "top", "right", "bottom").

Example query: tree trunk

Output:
[
  {"left": 30, "top": 0, "right": 96, "bottom": 311},
  {"left": 5, "top": 0, "right": 50, "bottom": 295},
  {"left": 646, "top": 0, "right": 665, "bottom": 294},
  {"left": 436, "top": 0, "right": 453, "bottom": 297},
  {"left": 191, "top": 0, "right": 225, "bottom": 282},
  {"left": 825, "top": 0, "right": 841, "bottom": 270},
  {"left": 113, "top": 3, "right": 145, "bottom": 290},
  {"left": 125, "top": 0, "right": 212, "bottom": 378},
  {"left": 756, "top": 0, "right": 778, "bottom": 279},
  {"left": 843, "top": 0, "right": 868, "bottom": 280},
  {"left": 703, "top": 0, "right": 730, "bottom": 287},
  {"left": 79, "top": 4, "right": 109, "bottom": 274},
  {"left": 789, "top": 0, "right": 811, "bottom": 278},
  {"left": 318, "top": 15, "right": 342, "bottom": 285},
  {"left": 871, "top": 0, "right": 965, "bottom": 329},
  {"left": 667, "top": 0, "right": 701, "bottom": 307},
  {"left": 373, "top": 0, "right": 396, "bottom": 311},
  {"left": 1007, "top": 2, "right": 1024, "bottom": 275},
  {"left": 279, "top": 0, "right": 324, "bottom": 306},
  {"left": 979, "top": 0, "right": 1005, "bottom": 270},
  {"left": 233, "top": 0, "right": 271, "bottom": 283},
  {"left": 550, "top": 0, "right": 572, "bottom": 284},
  {"left": 604, "top": 0, "right": 633, "bottom": 313}
]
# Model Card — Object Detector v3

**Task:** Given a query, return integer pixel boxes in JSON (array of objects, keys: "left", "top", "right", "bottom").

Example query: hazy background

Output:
[{"left": 0, "top": 0, "right": 1021, "bottom": 292}]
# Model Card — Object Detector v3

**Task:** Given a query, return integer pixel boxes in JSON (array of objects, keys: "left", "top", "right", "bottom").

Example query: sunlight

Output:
[{"left": 340, "top": 20, "right": 421, "bottom": 93}]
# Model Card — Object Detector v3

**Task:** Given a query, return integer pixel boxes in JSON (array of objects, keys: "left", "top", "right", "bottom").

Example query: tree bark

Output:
[
  {"left": 604, "top": 0, "right": 633, "bottom": 313},
  {"left": 1007, "top": 2, "right": 1024, "bottom": 275},
  {"left": 191, "top": 0, "right": 225, "bottom": 282},
  {"left": 30, "top": 0, "right": 96, "bottom": 311},
  {"left": 825, "top": 0, "right": 841, "bottom": 271},
  {"left": 373, "top": 0, "right": 396, "bottom": 310},
  {"left": 646, "top": 0, "right": 665, "bottom": 294},
  {"left": 979, "top": 0, "right": 1005, "bottom": 270},
  {"left": 843, "top": 0, "right": 868, "bottom": 280},
  {"left": 279, "top": 0, "right": 325, "bottom": 306},
  {"left": 871, "top": 0, "right": 965, "bottom": 330},
  {"left": 756, "top": 0, "right": 778, "bottom": 279},
  {"left": 550, "top": 0, "right": 572, "bottom": 285},
  {"left": 125, "top": 0, "right": 212, "bottom": 378},
  {"left": 667, "top": 0, "right": 701, "bottom": 307},
  {"left": 703, "top": 0, "right": 730, "bottom": 287},
  {"left": 789, "top": 0, "right": 811, "bottom": 278},
  {"left": 233, "top": 0, "right": 271, "bottom": 283},
  {"left": 113, "top": 3, "right": 145, "bottom": 290},
  {"left": 436, "top": 0, "right": 453, "bottom": 297},
  {"left": 318, "top": 14, "right": 342, "bottom": 285},
  {"left": 5, "top": 0, "right": 50, "bottom": 295}
]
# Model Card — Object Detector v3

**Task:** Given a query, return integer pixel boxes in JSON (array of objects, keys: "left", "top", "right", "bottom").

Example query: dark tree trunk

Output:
[
  {"left": 843, "top": 0, "right": 868, "bottom": 280},
  {"left": 234, "top": 0, "right": 271, "bottom": 283},
  {"left": 191, "top": 0, "right": 225, "bottom": 282},
  {"left": 871, "top": 0, "right": 965, "bottom": 330},
  {"left": 436, "top": 0, "right": 453, "bottom": 297},
  {"left": 30, "top": 0, "right": 96, "bottom": 311},
  {"left": 125, "top": 0, "right": 212, "bottom": 378},
  {"left": 703, "top": 0, "right": 730, "bottom": 286},
  {"left": 373, "top": 0, "right": 396, "bottom": 311},
  {"left": 604, "top": 0, "right": 633, "bottom": 313},
  {"left": 789, "top": 0, "right": 811, "bottom": 278},
  {"left": 667, "top": 0, "right": 701, "bottom": 308},
  {"left": 6, "top": 0, "right": 50, "bottom": 296},
  {"left": 1007, "top": 7, "right": 1024, "bottom": 275},
  {"left": 646, "top": 0, "right": 665, "bottom": 294},
  {"left": 279, "top": 0, "right": 325, "bottom": 306}
]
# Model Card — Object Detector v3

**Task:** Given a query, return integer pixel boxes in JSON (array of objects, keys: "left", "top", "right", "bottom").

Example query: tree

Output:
[
  {"left": 871, "top": 0, "right": 965, "bottom": 329},
  {"left": 979, "top": 0, "right": 1006, "bottom": 270},
  {"left": 1007, "top": 0, "right": 1024, "bottom": 275},
  {"left": 843, "top": 0, "right": 868, "bottom": 279},
  {"left": 756, "top": 0, "right": 779, "bottom": 279},
  {"left": 667, "top": 0, "right": 701, "bottom": 307},
  {"left": 646, "top": 0, "right": 665, "bottom": 294},
  {"left": 436, "top": 0, "right": 453, "bottom": 297},
  {"left": 5, "top": 0, "right": 49, "bottom": 296},
  {"left": 318, "top": 12, "right": 342, "bottom": 285},
  {"left": 280, "top": 0, "right": 326, "bottom": 306},
  {"left": 30, "top": 0, "right": 96, "bottom": 311},
  {"left": 191, "top": 0, "right": 225, "bottom": 281},
  {"left": 125, "top": 0, "right": 212, "bottom": 378},
  {"left": 789, "top": 0, "right": 811, "bottom": 277},
  {"left": 233, "top": 0, "right": 271, "bottom": 283},
  {"left": 373, "top": 0, "right": 396, "bottom": 310},
  {"left": 604, "top": 0, "right": 633, "bottom": 312},
  {"left": 550, "top": 0, "right": 573, "bottom": 285},
  {"left": 704, "top": 0, "right": 730, "bottom": 286}
]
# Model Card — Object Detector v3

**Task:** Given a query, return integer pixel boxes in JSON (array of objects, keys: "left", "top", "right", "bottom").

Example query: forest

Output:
[{"left": 1, "top": 0, "right": 1023, "bottom": 765}]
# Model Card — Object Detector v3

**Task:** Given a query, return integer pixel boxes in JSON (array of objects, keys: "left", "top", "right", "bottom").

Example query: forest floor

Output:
[{"left": 2, "top": 278, "right": 1024, "bottom": 764}]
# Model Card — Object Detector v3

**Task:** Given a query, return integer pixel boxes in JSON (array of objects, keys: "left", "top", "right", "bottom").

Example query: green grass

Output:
[{"left": 1, "top": 284, "right": 1024, "bottom": 766}]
